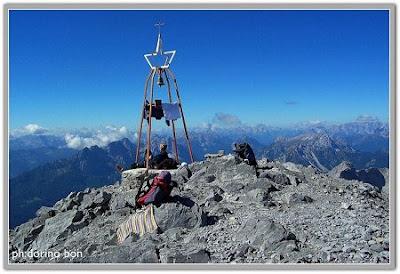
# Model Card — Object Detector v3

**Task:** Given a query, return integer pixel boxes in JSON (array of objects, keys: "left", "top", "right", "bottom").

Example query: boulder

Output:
[
  {"left": 80, "top": 239, "right": 159, "bottom": 263},
  {"left": 245, "top": 188, "right": 269, "bottom": 203},
  {"left": 237, "top": 218, "right": 289, "bottom": 250},
  {"left": 173, "top": 166, "right": 192, "bottom": 186},
  {"left": 60, "top": 199, "right": 77, "bottom": 212},
  {"left": 93, "top": 191, "right": 112, "bottom": 206},
  {"left": 329, "top": 161, "right": 357, "bottom": 180},
  {"left": 154, "top": 202, "right": 206, "bottom": 233},
  {"left": 357, "top": 168, "right": 386, "bottom": 189},
  {"left": 10, "top": 220, "right": 45, "bottom": 252},
  {"left": 203, "top": 187, "right": 224, "bottom": 203},
  {"left": 282, "top": 162, "right": 301, "bottom": 173},
  {"left": 259, "top": 168, "right": 291, "bottom": 186},
  {"left": 204, "top": 151, "right": 224, "bottom": 159},
  {"left": 35, "top": 206, "right": 57, "bottom": 219},
  {"left": 257, "top": 158, "right": 274, "bottom": 169},
  {"left": 79, "top": 190, "right": 111, "bottom": 210},
  {"left": 379, "top": 168, "right": 389, "bottom": 196},
  {"left": 284, "top": 193, "right": 313, "bottom": 205},
  {"left": 30, "top": 210, "right": 88, "bottom": 252},
  {"left": 330, "top": 162, "right": 387, "bottom": 189},
  {"left": 243, "top": 177, "right": 278, "bottom": 193},
  {"left": 159, "top": 248, "right": 211, "bottom": 263},
  {"left": 287, "top": 174, "right": 303, "bottom": 186}
]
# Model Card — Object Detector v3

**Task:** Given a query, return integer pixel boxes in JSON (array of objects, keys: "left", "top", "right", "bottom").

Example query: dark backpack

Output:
[
  {"left": 156, "top": 158, "right": 179, "bottom": 169},
  {"left": 234, "top": 143, "right": 257, "bottom": 167},
  {"left": 151, "top": 151, "right": 169, "bottom": 167}
]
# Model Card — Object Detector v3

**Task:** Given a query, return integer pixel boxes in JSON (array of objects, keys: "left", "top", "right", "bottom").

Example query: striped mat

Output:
[{"left": 116, "top": 204, "right": 158, "bottom": 244}]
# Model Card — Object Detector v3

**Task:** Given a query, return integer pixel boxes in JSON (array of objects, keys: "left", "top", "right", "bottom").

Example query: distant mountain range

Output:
[
  {"left": 9, "top": 138, "right": 135, "bottom": 227},
  {"left": 9, "top": 147, "right": 75, "bottom": 178},
  {"left": 9, "top": 117, "right": 390, "bottom": 227},
  {"left": 263, "top": 132, "right": 388, "bottom": 172}
]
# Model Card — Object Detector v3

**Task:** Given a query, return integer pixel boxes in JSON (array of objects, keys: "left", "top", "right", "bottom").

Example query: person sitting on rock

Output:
[
  {"left": 116, "top": 144, "right": 178, "bottom": 173},
  {"left": 151, "top": 143, "right": 178, "bottom": 170},
  {"left": 233, "top": 142, "right": 258, "bottom": 167},
  {"left": 151, "top": 143, "right": 168, "bottom": 166}
]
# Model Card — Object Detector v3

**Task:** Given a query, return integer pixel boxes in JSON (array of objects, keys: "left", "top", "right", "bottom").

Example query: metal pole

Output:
[
  {"left": 135, "top": 70, "right": 155, "bottom": 164},
  {"left": 145, "top": 68, "right": 156, "bottom": 169},
  {"left": 165, "top": 68, "right": 194, "bottom": 163},
  {"left": 163, "top": 70, "right": 179, "bottom": 163}
]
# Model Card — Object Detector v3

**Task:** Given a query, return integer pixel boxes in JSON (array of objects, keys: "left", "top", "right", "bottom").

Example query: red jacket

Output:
[{"left": 137, "top": 176, "right": 172, "bottom": 206}]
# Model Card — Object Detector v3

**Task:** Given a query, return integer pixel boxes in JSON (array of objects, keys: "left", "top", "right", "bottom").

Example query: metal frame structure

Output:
[
  {"left": 135, "top": 25, "right": 194, "bottom": 169},
  {"left": 144, "top": 50, "right": 176, "bottom": 70}
]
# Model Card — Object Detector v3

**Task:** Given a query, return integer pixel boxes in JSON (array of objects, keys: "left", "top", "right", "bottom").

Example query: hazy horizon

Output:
[{"left": 10, "top": 113, "right": 388, "bottom": 135}]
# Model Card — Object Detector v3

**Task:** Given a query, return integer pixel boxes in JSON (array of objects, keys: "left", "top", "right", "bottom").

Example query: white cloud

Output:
[
  {"left": 64, "top": 126, "right": 131, "bottom": 150},
  {"left": 24, "top": 124, "right": 48, "bottom": 134},
  {"left": 10, "top": 124, "right": 48, "bottom": 137},
  {"left": 64, "top": 134, "right": 83, "bottom": 149},
  {"left": 211, "top": 112, "right": 243, "bottom": 128},
  {"left": 308, "top": 120, "right": 322, "bottom": 125}
]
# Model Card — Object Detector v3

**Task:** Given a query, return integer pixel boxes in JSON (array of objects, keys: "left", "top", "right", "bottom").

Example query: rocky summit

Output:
[{"left": 9, "top": 154, "right": 390, "bottom": 264}]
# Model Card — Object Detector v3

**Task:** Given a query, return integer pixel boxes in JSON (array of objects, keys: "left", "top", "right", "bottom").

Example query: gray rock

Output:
[
  {"left": 205, "top": 152, "right": 224, "bottom": 159},
  {"left": 284, "top": 193, "right": 313, "bottom": 205},
  {"left": 246, "top": 188, "right": 269, "bottom": 203},
  {"left": 60, "top": 199, "right": 77, "bottom": 212},
  {"left": 357, "top": 168, "right": 386, "bottom": 189},
  {"left": 330, "top": 162, "right": 387, "bottom": 189},
  {"left": 94, "top": 191, "right": 112, "bottom": 206},
  {"left": 79, "top": 191, "right": 111, "bottom": 209},
  {"left": 380, "top": 168, "right": 389, "bottom": 196},
  {"left": 35, "top": 206, "right": 57, "bottom": 219},
  {"left": 341, "top": 202, "right": 353, "bottom": 210},
  {"left": 260, "top": 169, "right": 291, "bottom": 186},
  {"left": 9, "top": 155, "right": 390, "bottom": 264},
  {"left": 329, "top": 161, "right": 357, "bottom": 180},
  {"left": 154, "top": 202, "right": 206, "bottom": 232},
  {"left": 370, "top": 244, "right": 384, "bottom": 253},
  {"left": 31, "top": 210, "right": 82, "bottom": 251},
  {"left": 237, "top": 218, "right": 288, "bottom": 249},
  {"left": 287, "top": 174, "right": 303, "bottom": 186},
  {"left": 159, "top": 248, "right": 211, "bottom": 263},
  {"left": 81, "top": 240, "right": 159, "bottom": 263},
  {"left": 257, "top": 158, "right": 274, "bottom": 169},
  {"left": 109, "top": 194, "right": 128, "bottom": 211}
]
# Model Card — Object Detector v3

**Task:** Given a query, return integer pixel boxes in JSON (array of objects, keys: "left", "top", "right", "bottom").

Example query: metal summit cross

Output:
[
  {"left": 144, "top": 22, "right": 176, "bottom": 69},
  {"left": 135, "top": 23, "right": 194, "bottom": 169},
  {"left": 155, "top": 22, "right": 164, "bottom": 35}
]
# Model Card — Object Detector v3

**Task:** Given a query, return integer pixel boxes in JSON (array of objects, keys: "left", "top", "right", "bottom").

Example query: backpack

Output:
[
  {"left": 234, "top": 142, "right": 257, "bottom": 167},
  {"left": 136, "top": 171, "right": 173, "bottom": 206}
]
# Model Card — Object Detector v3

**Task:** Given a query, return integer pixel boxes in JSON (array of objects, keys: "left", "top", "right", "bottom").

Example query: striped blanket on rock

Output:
[{"left": 116, "top": 205, "right": 158, "bottom": 244}]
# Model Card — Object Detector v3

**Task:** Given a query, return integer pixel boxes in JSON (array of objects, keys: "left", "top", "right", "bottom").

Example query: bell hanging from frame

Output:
[{"left": 157, "top": 72, "right": 165, "bottom": 87}]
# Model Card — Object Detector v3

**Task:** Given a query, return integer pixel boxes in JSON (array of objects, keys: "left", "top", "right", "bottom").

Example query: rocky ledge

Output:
[{"left": 9, "top": 155, "right": 389, "bottom": 264}]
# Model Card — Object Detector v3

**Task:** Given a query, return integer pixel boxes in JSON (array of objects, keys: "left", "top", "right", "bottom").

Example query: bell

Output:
[{"left": 157, "top": 73, "right": 165, "bottom": 86}]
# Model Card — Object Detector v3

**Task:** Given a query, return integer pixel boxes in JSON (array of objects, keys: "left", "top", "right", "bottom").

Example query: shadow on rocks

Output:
[{"left": 168, "top": 195, "right": 196, "bottom": 208}]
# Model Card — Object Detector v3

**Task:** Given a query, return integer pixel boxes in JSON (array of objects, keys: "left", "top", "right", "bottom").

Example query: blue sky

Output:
[{"left": 9, "top": 10, "right": 389, "bottom": 130}]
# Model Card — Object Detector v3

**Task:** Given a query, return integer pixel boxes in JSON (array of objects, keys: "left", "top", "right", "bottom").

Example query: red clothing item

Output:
[{"left": 137, "top": 176, "right": 172, "bottom": 206}]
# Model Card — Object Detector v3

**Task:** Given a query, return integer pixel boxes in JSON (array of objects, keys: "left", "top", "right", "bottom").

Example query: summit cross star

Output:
[{"left": 144, "top": 22, "right": 176, "bottom": 69}]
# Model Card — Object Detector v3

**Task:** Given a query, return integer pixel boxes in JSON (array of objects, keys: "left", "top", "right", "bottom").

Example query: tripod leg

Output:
[
  {"left": 163, "top": 70, "right": 179, "bottom": 163},
  {"left": 135, "top": 70, "right": 154, "bottom": 164},
  {"left": 166, "top": 68, "right": 194, "bottom": 163},
  {"left": 145, "top": 69, "right": 156, "bottom": 169}
]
